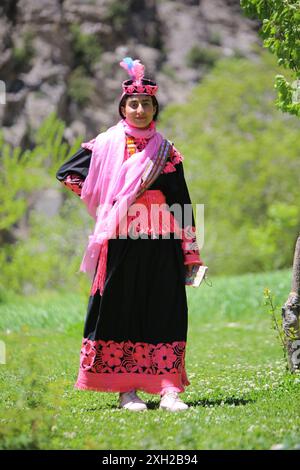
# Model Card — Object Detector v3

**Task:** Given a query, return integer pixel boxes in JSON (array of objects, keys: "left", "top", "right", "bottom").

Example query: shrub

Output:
[
  {"left": 68, "top": 66, "right": 95, "bottom": 106},
  {"left": 186, "top": 45, "right": 221, "bottom": 68},
  {"left": 69, "top": 24, "right": 102, "bottom": 72},
  {"left": 12, "top": 30, "right": 35, "bottom": 72},
  {"left": 105, "top": 1, "right": 132, "bottom": 31}
]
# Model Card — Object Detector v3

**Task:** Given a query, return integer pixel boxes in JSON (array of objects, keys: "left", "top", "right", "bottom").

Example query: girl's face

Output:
[{"left": 121, "top": 95, "right": 157, "bottom": 128}]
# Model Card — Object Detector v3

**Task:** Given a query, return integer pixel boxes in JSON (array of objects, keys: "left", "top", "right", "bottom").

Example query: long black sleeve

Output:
[
  {"left": 56, "top": 147, "right": 92, "bottom": 182},
  {"left": 163, "top": 162, "right": 203, "bottom": 265},
  {"left": 56, "top": 147, "right": 92, "bottom": 197}
]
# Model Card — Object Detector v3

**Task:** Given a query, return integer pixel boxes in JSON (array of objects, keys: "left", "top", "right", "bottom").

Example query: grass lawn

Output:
[{"left": 0, "top": 269, "right": 299, "bottom": 450}]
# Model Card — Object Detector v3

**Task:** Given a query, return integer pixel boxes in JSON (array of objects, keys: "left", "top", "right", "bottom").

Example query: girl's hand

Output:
[
  {"left": 185, "top": 264, "right": 208, "bottom": 287},
  {"left": 186, "top": 264, "right": 198, "bottom": 276}
]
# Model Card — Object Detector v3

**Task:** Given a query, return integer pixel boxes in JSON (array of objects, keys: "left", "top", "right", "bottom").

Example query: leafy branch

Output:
[{"left": 240, "top": 0, "right": 300, "bottom": 117}]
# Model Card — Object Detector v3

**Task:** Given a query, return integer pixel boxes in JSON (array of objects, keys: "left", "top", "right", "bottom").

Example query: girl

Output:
[{"left": 56, "top": 57, "right": 204, "bottom": 412}]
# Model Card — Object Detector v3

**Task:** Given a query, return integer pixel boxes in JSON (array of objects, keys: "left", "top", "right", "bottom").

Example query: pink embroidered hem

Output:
[
  {"left": 75, "top": 338, "right": 190, "bottom": 394},
  {"left": 75, "top": 369, "right": 190, "bottom": 394}
]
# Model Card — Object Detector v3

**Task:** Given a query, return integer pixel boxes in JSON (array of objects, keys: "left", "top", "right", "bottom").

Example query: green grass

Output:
[{"left": 0, "top": 269, "right": 300, "bottom": 450}]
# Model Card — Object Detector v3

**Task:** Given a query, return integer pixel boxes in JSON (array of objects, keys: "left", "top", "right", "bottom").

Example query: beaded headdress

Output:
[
  {"left": 118, "top": 57, "right": 159, "bottom": 119},
  {"left": 119, "top": 57, "right": 158, "bottom": 96}
]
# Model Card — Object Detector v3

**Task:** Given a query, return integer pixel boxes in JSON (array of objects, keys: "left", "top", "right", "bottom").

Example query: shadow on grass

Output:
[
  {"left": 189, "top": 397, "right": 255, "bottom": 407},
  {"left": 81, "top": 397, "right": 255, "bottom": 411},
  {"left": 144, "top": 396, "right": 255, "bottom": 410}
]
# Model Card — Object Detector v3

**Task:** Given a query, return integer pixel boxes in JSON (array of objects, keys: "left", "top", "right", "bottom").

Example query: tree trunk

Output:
[{"left": 282, "top": 234, "right": 300, "bottom": 372}]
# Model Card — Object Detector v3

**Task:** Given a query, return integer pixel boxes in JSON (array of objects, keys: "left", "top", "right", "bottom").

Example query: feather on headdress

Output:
[
  {"left": 118, "top": 56, "right": 158, "bottom": 105},
  {"left": 119, "top": 57, "right": 145, "bottom": 84}
]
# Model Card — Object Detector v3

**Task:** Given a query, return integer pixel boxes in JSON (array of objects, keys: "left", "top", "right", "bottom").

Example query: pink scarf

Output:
[{"left": 79, "top": 119, "right": 164, "bottom": 292}]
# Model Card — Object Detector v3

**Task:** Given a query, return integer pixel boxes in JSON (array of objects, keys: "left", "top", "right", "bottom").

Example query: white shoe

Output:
[
  {"left": 119, "top": 390, "right": 147, "bottom": 411},
  {"left": 159, "top": 391, "right": 189, "bottom": 412}
]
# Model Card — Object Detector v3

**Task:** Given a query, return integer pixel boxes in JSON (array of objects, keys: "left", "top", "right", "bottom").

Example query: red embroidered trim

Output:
[
  {"left": 125, "top": 135, "right": 149, "bottom": 160},
  {"left": 75, "top": 369, "right": 190, "bottom": 394},
  {"left": 116, "top": 189, "right": 182, "bottom": 238},
  {"left": 123, "top": 83, "right": 158, "bottom": 96},
  {"left": 184, "top": 254, "right": 203, "bottom": 265},
  {"left": 63, "top": 173, "right": 84, "bottom": 196},
  {"left": 162, "top": 146, "right": 184, "bottom": 174},
  {"left": 181, "top": 225, "right": 202, "bottom": 264},
  {"left": 79, "top": 339, "right": 187, "bottom": 375},
  {"left": 124, "top": 136, "right": 183, "bottom": 173}
]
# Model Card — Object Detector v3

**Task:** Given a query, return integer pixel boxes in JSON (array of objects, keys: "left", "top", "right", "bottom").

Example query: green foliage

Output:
[
  {"left": 161, "top": 64, "right": 178, "bottom": 80},
  {"left": 105, "top": 0, "right": 132, "bottom": 31},
  {"left": 12, "top": 30, "right": 35, "bottom": 72},
  {"left": 1, "top": 208, "right": 91, "bottom": 295},
  {"left": 249, "top": 203, "right": 300, "bottom": 271},
  {"left": 68, "top": 66, "right": 95, "bottom": 106},
  {"left": 159, "top": 52, "right": 300, "bottom": 275},
  {"left": 69, "top": 24, "right": 102, "bottom": 72},
  {"left": 275, "top": 74, "right": 300, "bottom": 117},
  {"left": 263, "top": 287, "right": 288, "bottom": 367},
  {"left": 0, "top": 140, "right": 35, "bottom": 231},
  {"left": 208, "top": 30, "right": 222, "bottom": 46},
  {"left": 0, "top": 334, "right": 65, "bottom": 449},
  {"left": 0, "top": 112, "right": 90, "bottom": 295},
  {"left": 33, "top": 112, "right": 80, "bottom": 176},
  {"left": 186, "top": 45, "right": 221, "bottom": 68},
  {"left": 240, "top": 0, "right": 300, "bottom": 117}
]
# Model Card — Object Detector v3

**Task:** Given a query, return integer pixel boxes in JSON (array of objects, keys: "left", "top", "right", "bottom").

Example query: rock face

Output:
[{"left": 0, "top": 0, "right": 261, "bottom": 145}]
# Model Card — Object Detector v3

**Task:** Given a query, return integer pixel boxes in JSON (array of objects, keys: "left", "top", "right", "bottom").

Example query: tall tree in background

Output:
[{"left": 241, "top": 0, "right": 300, "bottom": 117}]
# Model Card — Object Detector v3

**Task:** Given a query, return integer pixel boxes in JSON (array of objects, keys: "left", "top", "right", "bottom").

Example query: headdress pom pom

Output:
[{"left": 120, "top": 57, "right": 145, "bottom": 84}]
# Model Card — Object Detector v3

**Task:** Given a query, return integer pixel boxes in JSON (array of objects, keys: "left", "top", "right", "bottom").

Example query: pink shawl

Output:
[{"left": 79, "top": 118, "right": 164, "bottom": 292}]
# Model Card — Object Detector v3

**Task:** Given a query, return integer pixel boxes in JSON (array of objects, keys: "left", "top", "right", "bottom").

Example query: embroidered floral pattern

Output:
[
  {"left": 116, "top": 189, "right": 182, "bottom": 238},
  {"left": 62, "top": 137, "right": 202, "bottom": 265},
  {"left": 79, "top": 339, "right": 187, "bottom": 375},
  {"left": 63, "top": 173, "right": 85, "bottom": 196},
  {"left": 162, "top": 146, "right": 184, "bottom": 173},
  {"left": 152, "top": 345, "right": 177, "bottom": 369},
  {"left": 124, "top": 135, "right": 183, "bottom": 172},
  {"left": 80, "top": 341, "right": 96, "bottom": 369},
  {"left": 181, "top": 225, "right": 202, "bottom": 265},
  {"left": 102, "top": 343, "right": 124, "bottom": 367},
  {"left": 125, "top": 135, "right": 149, "bottom": 160},
  {"left": 133, "top": 344, "right": 152, "bottom": 368},
  {"left": 123, "top": 83, "right": 158, "bottom": 95}
]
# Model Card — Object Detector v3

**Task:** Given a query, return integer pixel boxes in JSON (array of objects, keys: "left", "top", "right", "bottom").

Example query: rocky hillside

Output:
[{"left": 0, "top": 0, "right": 261, "bottom": 147}]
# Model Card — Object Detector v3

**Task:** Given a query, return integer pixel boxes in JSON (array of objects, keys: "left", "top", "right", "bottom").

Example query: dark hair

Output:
[{"left": 119, "top": 94, "right": 159, "bottom": 121}]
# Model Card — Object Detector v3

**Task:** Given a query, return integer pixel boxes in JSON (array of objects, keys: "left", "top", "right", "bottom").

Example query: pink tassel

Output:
[{"left": 90, "top": 239, "right": 109, "bottom": 296}]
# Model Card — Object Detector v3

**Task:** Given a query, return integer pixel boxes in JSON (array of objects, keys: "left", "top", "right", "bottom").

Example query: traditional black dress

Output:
[{"left": 56, "top": 134, "right": 202, "bottom": 395}]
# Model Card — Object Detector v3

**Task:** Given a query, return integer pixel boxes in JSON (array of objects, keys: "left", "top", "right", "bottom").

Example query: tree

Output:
[{"left": 240, "top": 0, "right": 300, "bottom": 117}]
